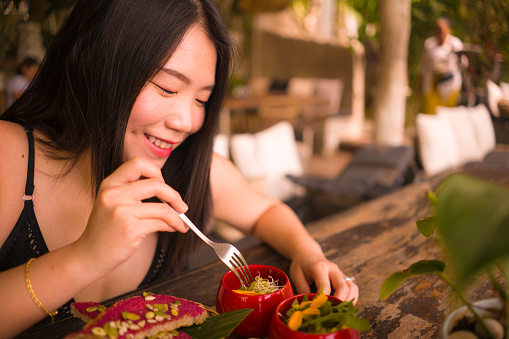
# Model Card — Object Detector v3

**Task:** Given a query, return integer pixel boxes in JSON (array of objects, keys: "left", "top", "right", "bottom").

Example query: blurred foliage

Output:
[
  {"left": 3, "top": 0, "right": 508, "bottom": 87},
  {"left": 233, "top": 0, "right": 293, "bottom": 13},
  {"left": 346, "top": 0, "right": 509, "bottom": 88},
  {"left": 0, "top": 0, "right": 74, "bottom": 61}
]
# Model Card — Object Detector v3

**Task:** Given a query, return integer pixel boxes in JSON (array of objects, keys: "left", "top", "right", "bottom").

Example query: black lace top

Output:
[{"left": 0, "top": 126, "right": 170, "bottom": 320}]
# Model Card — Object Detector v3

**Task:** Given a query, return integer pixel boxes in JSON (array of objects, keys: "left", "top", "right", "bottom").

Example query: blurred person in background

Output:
[
  {"left": 420, "top": 17, "right": 464, "bottom": 114},
  {"left": 6, "top": 57, "right": 40, "bottom": 108}
]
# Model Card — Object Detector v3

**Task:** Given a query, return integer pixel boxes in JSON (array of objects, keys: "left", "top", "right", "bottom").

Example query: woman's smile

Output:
[{"left": 144, "top": 133, "right": 175, "bottom": 158}]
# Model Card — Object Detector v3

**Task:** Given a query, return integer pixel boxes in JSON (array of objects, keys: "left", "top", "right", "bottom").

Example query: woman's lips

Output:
[
  {"left": 145, "top": 134, "right": 172, "bottom": 149},
  {"left": 145, "top": 134, "right": 174, "bottom": 157}
]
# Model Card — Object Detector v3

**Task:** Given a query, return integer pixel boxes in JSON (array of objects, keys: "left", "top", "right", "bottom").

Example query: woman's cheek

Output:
[{"left": 191, "top": 110, "right": 206, "bottom": 134}]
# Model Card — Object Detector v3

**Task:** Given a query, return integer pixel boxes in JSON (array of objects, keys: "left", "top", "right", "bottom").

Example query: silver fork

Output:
[{"left": 160, "top": 200, "right": 255, "bottom": 289}]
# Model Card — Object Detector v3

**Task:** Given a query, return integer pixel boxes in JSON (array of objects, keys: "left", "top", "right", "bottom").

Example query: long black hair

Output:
[{"left": 2, "top": 0, "right": 234, "bottom": 273}]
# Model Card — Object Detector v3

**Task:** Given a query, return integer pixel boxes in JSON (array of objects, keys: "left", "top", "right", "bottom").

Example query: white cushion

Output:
[
  {"left": 487, "top": 79, "right": 503, "bottom": 117},
  {"left": 466, "top": 105, "right": 496, "bottom": 157},
  {"left": 500, "top": 82, "right": 509, "bottom": 100},
  {"left": 213, "top": 134, "right": 230, "bottom": 159},
  {"left": 230, "top": 121, "right": 304, "bottom": 201},
  {"left": 416, "top": 113, "right": 461, "bottom": 177},
  {"left": 230, "top": 134, "right": 264, "bottom": 179},
  {"left": 436, "top": 106, "right": 483, "bottom": 164}
]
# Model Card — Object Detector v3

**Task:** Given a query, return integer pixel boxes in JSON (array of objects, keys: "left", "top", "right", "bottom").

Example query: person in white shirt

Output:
[
  {"left": 421, "top": 17, "right": 464, "bottom": 114},
  {"left": 6, "top": 57, "right": 39, "bottom": 108}
]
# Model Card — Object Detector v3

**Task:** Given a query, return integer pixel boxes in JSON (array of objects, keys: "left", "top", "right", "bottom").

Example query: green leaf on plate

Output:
[{"left": 180, "top": 308, "right": 253, "bottom": 339}]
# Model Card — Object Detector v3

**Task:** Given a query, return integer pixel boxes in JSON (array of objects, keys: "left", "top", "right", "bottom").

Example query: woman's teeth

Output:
[{"left": 147, "top": 134, "right": 172, "bottom": 149}]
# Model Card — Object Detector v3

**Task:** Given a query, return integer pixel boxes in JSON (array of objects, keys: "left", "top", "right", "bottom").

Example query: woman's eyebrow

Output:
[{"left": 161, "top": 67, "right": 215, "bottom": 91}]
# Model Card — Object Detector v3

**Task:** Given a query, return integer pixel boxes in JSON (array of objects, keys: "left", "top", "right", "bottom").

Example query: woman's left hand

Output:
[{"left": 290, "top": 253, "right": 358, "bottom": 304}]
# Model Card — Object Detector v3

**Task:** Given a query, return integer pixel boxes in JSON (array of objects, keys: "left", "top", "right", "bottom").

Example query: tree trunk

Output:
[{"left": 372, "top": 0, "right": 411, "bottom": 146}]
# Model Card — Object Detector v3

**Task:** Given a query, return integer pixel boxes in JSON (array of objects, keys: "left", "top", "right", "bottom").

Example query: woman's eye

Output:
[
  {"left": 195, "top": 99, "right": 207, "bottom": 106},
  {"left": 153, "top": 82, "right": 176, "bottom": 96},
  {"left": 160, "top": 87, "right": 176, "bottom": 96}
]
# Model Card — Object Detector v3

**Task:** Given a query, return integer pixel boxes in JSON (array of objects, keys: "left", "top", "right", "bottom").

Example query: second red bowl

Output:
[{"left": 268, "top": 293, "right": 361, "bottom": 339}]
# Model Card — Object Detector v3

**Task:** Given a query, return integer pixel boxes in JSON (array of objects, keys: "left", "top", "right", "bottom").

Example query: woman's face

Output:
[{"left": 124, "top": 24, "right": 217, "bottom": 168}]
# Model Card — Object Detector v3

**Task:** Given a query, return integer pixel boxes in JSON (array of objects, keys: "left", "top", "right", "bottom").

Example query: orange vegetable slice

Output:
[
  {"left": 299, "top": 301, "right": 312, "bottom": 309},
  {"left": 288, "top": 311, "right": 303, "bottom": 330},
  {"left": 232, "top": 290, "right": 263, "bottom": 295},
  {"left": 309, "top": 294, "right": 328, "bottom": 309},
  {"left": 301, "top": 307, "right": 321, "bottom": 316}
]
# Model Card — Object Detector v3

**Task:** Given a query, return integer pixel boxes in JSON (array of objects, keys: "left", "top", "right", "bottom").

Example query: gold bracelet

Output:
[{"left": 25, "top": 258, "right": 58, "bottom": 323}]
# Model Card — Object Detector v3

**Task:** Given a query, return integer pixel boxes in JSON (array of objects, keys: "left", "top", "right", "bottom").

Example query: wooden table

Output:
[{"left": 18, "top": 165, "right": 508, "bottom": 338}]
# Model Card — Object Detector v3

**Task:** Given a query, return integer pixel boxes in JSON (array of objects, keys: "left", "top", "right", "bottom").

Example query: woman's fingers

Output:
[
  {"left": 292, "top": 257, "right": 359, "bottom": 304},
  {"left": 290, "top": 263, "right": 312, "bottom": 295},
  {"left": 102, "top": 156, "right": 165, "bottom": 186},
  {"left": 128, "top": 202, "right": 189, "bottom": 233},
  {"left": 331, "top": 271, "right": 359, "bottom": 304},
  {"left": 75, "top": 156, "right": 193, "bottom": 276},
  {"left": 99, "top": 157, "right": 188, "bottom": 212}
]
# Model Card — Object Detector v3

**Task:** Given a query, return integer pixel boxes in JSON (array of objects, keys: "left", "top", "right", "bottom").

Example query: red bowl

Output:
[
  {"left": 216, "top": 265, "right": 294, "bottom": 338},
  {"left": 268, "top": 293, "right": 361, "bottom": 339}
]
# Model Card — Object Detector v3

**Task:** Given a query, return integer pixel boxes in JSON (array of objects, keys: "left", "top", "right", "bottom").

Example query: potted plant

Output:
[{"left": 379, "top": 173, "right": 509, "bottom": 339}]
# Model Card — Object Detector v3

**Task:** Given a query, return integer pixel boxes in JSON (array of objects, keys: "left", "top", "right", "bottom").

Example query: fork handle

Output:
[{"left": 162, "top": 201, "right": 213, "bottom": 247}]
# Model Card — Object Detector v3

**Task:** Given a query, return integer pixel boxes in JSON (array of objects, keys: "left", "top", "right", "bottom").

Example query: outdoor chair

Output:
[{"left": 286, "top": 145, "right": 418, "bottom": 223}]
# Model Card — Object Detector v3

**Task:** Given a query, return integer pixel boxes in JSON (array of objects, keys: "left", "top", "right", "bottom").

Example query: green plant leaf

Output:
[
  {"left": 436, "top": 174, "right": 509, "bottom": 284},
  {"left": 180, "top": 308, "right": 253, "bottom": 339},
  {"left": 426, "top": 191, "right": 438, "bottom": 206},
  {"left": 380, "top": 271, "right": 411, "bottom": 301},
  {"left": 340, "top": 313, "right": 372, "bottom": 331},
  {"left": 416, "top": 216, "right": 437, "bottom": 237},
  {"left": 408, "top": 260, "right": 446, "bottom": 274},
  {"left": 380, "top": 260, "right": 446, "bottom": 301}
]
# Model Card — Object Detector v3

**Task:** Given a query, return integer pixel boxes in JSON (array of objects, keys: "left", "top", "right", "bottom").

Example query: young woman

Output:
[{"left": 0, "top": 0, "right": 358, "bottom": 336}]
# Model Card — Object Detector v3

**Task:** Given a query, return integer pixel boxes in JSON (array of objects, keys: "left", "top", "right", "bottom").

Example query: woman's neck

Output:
[{"left": 33, "top": 129, "right": 94, "bottom": 200}]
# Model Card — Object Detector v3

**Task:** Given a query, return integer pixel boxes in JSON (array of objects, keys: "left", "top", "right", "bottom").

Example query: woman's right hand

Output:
[{"left": 71, "top": 156, "right": 189, "bottom": 277}]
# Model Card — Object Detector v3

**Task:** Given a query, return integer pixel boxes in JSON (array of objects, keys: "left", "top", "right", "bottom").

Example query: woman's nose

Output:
[{"left": 164, "top": 103, "right": 193, "bottom": 133}]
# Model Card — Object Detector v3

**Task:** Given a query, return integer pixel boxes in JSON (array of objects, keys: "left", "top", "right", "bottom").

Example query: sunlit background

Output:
[{"left": 1, "top": 0, "right": 508, "bottom": 138}]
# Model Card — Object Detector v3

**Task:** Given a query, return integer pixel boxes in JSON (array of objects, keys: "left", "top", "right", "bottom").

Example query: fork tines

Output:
[{"left": 230, "top": 252, "right": 254, "bottom": 289}]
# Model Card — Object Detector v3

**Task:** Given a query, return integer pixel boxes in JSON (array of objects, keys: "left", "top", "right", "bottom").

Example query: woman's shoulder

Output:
[
  {"left": 0, "top": 120, "right": 28, "bottom": 151},
  {"left": 0, "top": 121, "right": 30, "bottom": 245},
  {"left": 0, "top": 120, "right": 29, "bottom": 152}
]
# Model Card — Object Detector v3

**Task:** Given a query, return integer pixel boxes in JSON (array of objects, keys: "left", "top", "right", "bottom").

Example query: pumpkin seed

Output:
[
  {"left": 154, "top": 304, "right": 168, "bottom": 312},
  {"left": 122, "top": 312, "right": 140, "bottom": 321},
  {"left": 91, "top": 327, "right": 107, "bottom": 336}
]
